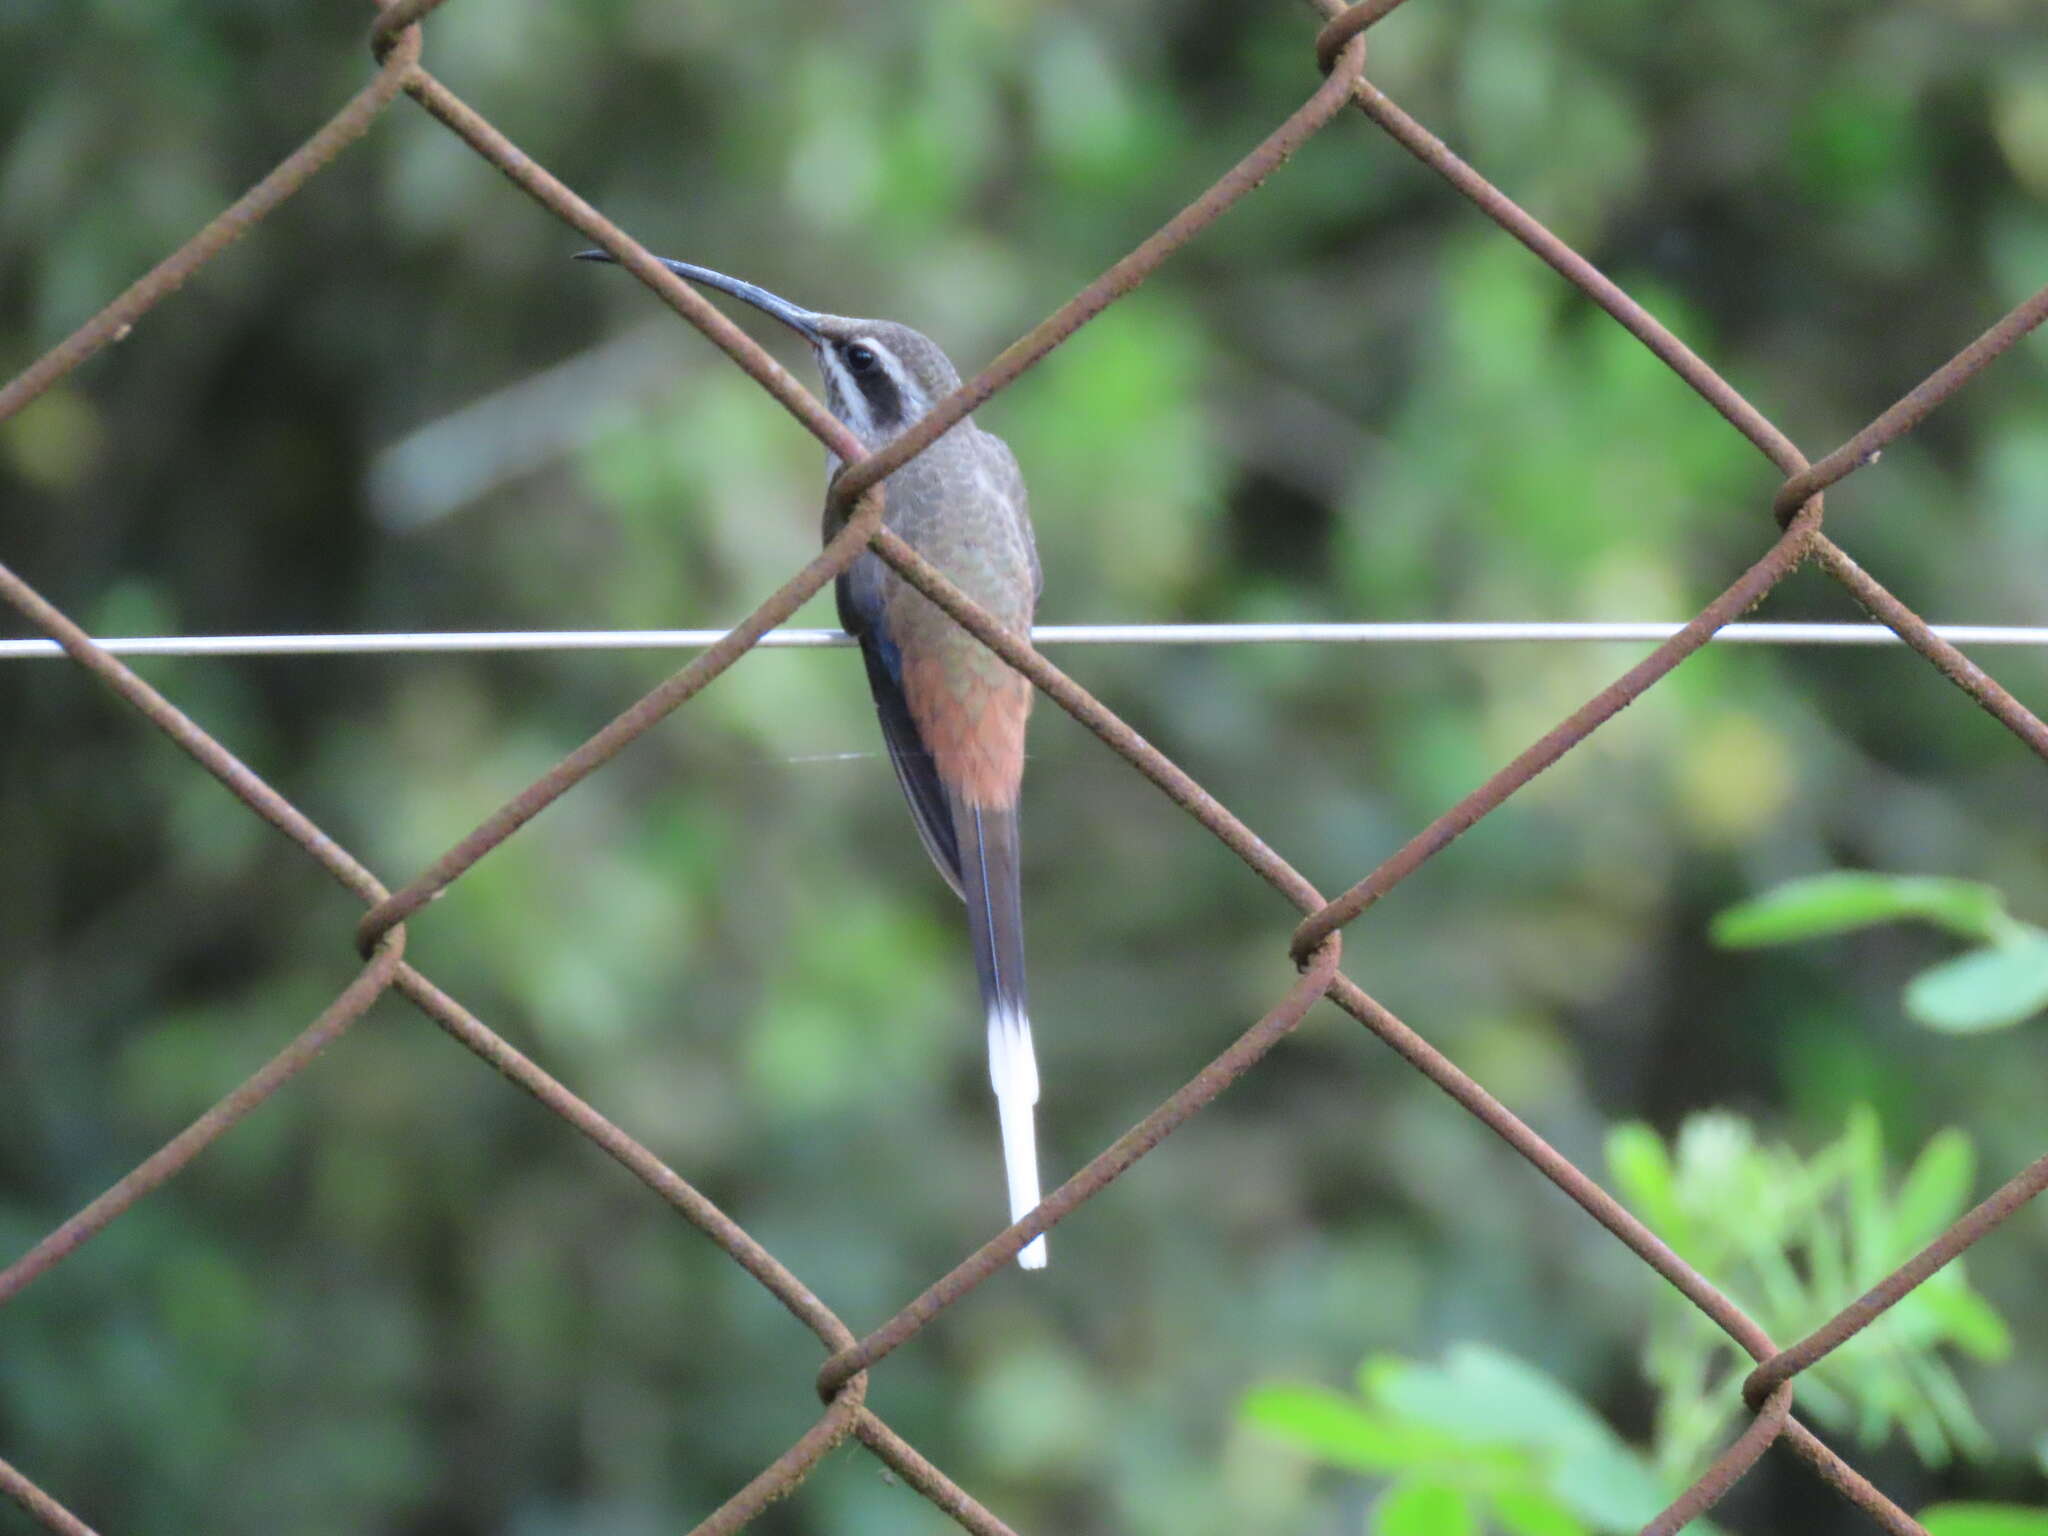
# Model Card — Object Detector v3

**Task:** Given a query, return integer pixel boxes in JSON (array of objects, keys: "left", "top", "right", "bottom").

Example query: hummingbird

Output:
[{"left": 578, "top": 250, "right": 1049, "bottom": 1268}]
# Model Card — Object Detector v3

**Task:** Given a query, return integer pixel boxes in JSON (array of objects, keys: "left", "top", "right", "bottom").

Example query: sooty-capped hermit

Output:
[{"left": 577, "top": 248, "right": 1051, "bottom": 1270}]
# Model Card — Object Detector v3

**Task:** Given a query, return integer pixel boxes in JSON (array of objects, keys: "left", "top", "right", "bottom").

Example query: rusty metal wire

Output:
[{"left": 2, "top": 0, "right": 2045, "bottom": 1529}]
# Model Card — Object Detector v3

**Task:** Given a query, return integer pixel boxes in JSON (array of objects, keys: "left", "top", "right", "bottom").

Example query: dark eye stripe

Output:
[{"left": 846, "top": 343, "right": 903, "bottom": 428}]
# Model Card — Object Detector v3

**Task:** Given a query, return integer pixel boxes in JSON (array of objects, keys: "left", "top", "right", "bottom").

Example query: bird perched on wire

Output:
[{"left": 579, "top": 249, "right": 1049, "bottom": 1268}]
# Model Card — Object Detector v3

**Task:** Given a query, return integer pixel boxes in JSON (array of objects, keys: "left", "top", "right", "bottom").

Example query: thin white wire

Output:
[{"left": 5, "top": 622, "right": 2048, "bottom": 659}]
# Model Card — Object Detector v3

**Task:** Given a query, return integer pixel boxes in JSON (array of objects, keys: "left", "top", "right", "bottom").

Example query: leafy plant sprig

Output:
[
  {"left": 1713, "top": 873, "right": 2048, "bottom": 1034},
  {"left": 1609, "top": 1110, "right": 2008, "bottom": 1475},
  {"left": 1245, "top": 1343, "right": 1681, "bottom": 1536},
  {"left": 1245, "top": 1110, "right": 2028, "bottom": 1534}
]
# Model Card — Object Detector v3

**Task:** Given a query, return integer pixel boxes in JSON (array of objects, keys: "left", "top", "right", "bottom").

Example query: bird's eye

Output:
[{"left": 844, "top": 343, "right": 879, "bottom": 374}]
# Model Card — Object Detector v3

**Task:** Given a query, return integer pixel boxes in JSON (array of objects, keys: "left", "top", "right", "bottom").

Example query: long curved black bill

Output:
[{"left": 574, "top": 249, "right": 820, "bottom": 340}]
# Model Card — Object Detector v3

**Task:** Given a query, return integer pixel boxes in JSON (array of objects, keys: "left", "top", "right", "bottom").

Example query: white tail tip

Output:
[{"left": 988, "top": 1004, "right": 1047, "bottom": 1270}]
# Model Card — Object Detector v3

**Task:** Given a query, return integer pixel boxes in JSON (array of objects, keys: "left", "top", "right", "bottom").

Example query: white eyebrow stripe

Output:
[
  {"left": 845, "top": 336, "right": 922, "bottom": 434},
  {"left": 886, "top": 355, "right": 920, "bottom": 416},
  {"left": 863, "top": 337, "right": 915, "bottom": 399}
]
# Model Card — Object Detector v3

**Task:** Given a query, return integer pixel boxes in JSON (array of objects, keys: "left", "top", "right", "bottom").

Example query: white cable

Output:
[{"left": 4, "top": 621, "right": 2048, "bottom": 661}]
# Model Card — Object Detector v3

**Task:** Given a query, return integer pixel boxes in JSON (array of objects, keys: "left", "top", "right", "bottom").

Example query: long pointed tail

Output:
[
  {"left": 958, "top": 802, "right": 1046, "bottom": 1269},
  {"left": 989, "top": 1001, "right": 1045, "bottom": 1269}
]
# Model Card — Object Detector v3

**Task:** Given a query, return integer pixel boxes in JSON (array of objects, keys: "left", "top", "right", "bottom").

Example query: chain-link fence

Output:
[{"left": 4, "top": 0, "right": 2047, "bottom": 1530}]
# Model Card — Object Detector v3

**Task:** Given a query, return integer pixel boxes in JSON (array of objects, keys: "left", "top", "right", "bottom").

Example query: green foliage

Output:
[
  {"left": 1608, "top": 1111, "right": 2010, "bottom": 1475},
  {"left": 1246, "top": 1345, "right": 1676, "bottom": 1536},
  {"left": 1922, "top": 1508, "right": 2048, "bottom": 1536},
  {"left": 1908, "top": 942, "right": 2048, "bottom": 1036},
  {"left": 1712, "top": 873, "right": 2020, "bottom": 948},
  {"left": 1247, "top": 1110, "right": 2039, "bottom": 1533},
  {"left": 1715, "top": 873, "right": 2048, "bottom": 1032}
]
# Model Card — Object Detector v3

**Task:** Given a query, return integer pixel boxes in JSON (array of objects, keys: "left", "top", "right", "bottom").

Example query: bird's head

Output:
[{"left": 577, "top": 251, "right": 961, "bottom": 450}]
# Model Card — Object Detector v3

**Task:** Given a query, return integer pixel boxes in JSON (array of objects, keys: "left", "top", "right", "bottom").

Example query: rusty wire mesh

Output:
[{"left": 5, "top": 0, "right": 2048, "bottom": 1530}]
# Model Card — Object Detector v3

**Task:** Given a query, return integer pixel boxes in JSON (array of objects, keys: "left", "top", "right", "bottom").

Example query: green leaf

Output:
[
  {"left": 1905, "top": 940, "right": 2048, "bottom": 1032},
  {"left": 1549, "top": 1443, "right": 1676, "bottom": 1530},
  {"left": 1890, "top": 1130, "right": 1976, "bottom": 1255},
  {"left": 1242, "top": 1383, "right": 1464, "bottom": 1473},
  {"left": 1807, "top": 1193, "right": 1850, "bottom": 1319},
  {"left": 1711, "top": 874, "right": 2013, "bottom": 948},
  {"left": 1376, "top": 1478, "right": 1481, "bottom": 1536},
  {"left": 1369, "top": 1345, "right": 1615, "bottom": 1456},
  {"left": 1492, "top": 1487, "right": 1591, "bottom": 1536},
  {"left": 1844, "top": 1105, "right": 1886, "bottom": 1283},
  {"left": 1914, "top": 1283, "right": 2012, "bottom": 1362},
  {"left": 1910, "top": 1353, "right": 1995, "bottom": 1460},
  {"left": 1606, "top": 1123, "right": 1688, "bottom": 1248},
  {"left": 1921, "top": 1503, "right": 2048, "bottom": 1536}
]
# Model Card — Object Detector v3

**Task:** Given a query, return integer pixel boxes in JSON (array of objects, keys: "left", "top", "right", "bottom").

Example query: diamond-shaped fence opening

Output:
[{"left": 4, "top": 0, "right": 2047, "bottom": 1531}]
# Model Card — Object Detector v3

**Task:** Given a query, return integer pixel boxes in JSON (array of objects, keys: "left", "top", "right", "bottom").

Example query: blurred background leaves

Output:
[
  {"left": 4, "top": 0, "right": 2048, "bottom": 1531},
  {"left": 1247, "top": 1342, "right": 1681, "bottom": 1535},
  {"left": 1610, "top": 1111, "right": 2010, "bottom": 1475},
  {"left": 1717, "top": 872, "right": 2048, "bottom": 1034},
  {"left": 1247, "top": 1113, "right": 2034, "bottom": 1534}
]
